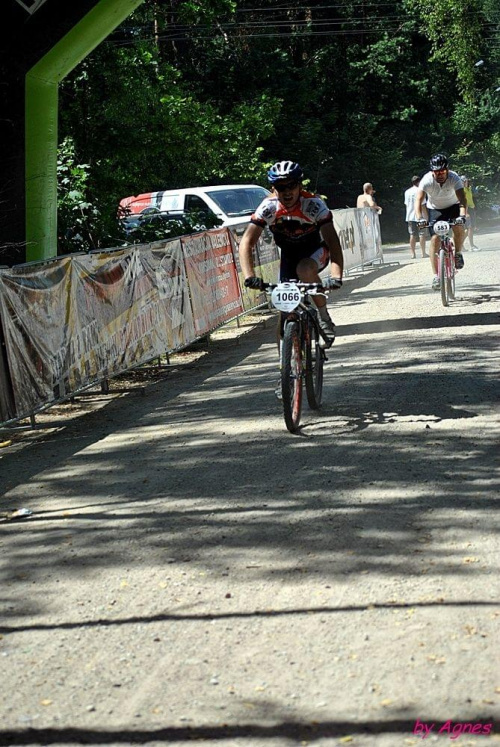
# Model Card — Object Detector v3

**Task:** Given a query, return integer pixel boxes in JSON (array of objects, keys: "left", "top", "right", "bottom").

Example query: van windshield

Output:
[{"left": 206, "top": 187, "right": 269, "bottom": 217}]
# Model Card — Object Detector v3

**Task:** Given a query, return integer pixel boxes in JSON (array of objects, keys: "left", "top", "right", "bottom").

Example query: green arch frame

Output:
[{"left": 25, "top": 0, "right": 144, "bottom": 262}]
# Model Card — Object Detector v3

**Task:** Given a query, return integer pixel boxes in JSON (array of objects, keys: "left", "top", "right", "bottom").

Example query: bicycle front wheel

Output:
[
  {"left": 447, "top": 249, "right": 456, "bottom": 299},
  {"left": 281, "top": 320, "right": 303, "bottom": 433},
  {"left": 439, "top": 248, "right": 448, "bottom": 307},
  {"left": 305, "top": 316, "right": 324, "bottom": 410}
]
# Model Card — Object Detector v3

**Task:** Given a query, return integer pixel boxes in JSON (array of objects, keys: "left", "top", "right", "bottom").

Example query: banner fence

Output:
[
  {"left": 0, "top": 225, "right": 278, "bottom": 425},
  {"left": 332, "top": 207, "right": 383, "bottom": 272},
  {"left": 0, "top": 208, "right": 382, "bottom": 426}
]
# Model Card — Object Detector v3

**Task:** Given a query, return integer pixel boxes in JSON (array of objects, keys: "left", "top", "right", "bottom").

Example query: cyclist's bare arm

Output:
[
  {"left": 239, "top": 222, "right": 264, "bottom": 278},
  {"left": 415, "top": 188, "right": 427, "bottom": 221},
  {"left": 321, "top": 221, "right": 344, "bottom": 278},
  {"left": 455, "top": 187, "right": 468, "bottom": 218}
]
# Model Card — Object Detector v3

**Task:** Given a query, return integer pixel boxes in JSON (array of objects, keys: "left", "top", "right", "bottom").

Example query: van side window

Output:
[
  {"left": 159, "top": 193, "right": 181, "bottom": 211},
  {"left": 185, "top": 194, "right": 215, "bottom": 215}
]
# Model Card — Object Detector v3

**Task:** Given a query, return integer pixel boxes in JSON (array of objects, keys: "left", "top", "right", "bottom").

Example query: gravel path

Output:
[{"left": 0, "top": 228, "right": 499, "bottom": 747}]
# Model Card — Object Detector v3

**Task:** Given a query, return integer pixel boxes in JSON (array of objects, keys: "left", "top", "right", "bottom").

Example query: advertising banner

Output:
[
  {"left": 0, "top": 257, "right": 74, "bottom": 416},
  {"left": 0, "top": 226, "right": 265, "bottom": 425},
  {"left": 332, "top": 208, "right": 362, "bottom": 269},
  {"left": 229, "top": 223, "right": 280, "bottom": 311},
  {"left": 70, "top": 247, "right": 168, "bottom": 392},
  {"left": 0, "top": 321, "right": 17, "bottom": 424},
  {"left": 0, "top": 248, "right": 174, "bottom": 418},
  {"left": 332, "top": 207, "right": 383, "bottom": 271},
  {"left": 182, "top": 228, "right": 244, "bottom": 337},
  {"left": 150, "top": 238, "right": 196, "bottom": 351}
]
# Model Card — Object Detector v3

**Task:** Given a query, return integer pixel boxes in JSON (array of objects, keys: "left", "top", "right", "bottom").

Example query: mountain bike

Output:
[
  {"left": 262, "top": 281, "right": 332, "bottom": 433},
  {"left": 426, "top": 218, "right": 464, "bottom": 307}
]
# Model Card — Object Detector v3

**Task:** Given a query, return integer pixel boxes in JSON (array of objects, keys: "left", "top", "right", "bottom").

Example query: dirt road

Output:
[{"left": 1, "top": 228, "right": 499, "bottom": 747}]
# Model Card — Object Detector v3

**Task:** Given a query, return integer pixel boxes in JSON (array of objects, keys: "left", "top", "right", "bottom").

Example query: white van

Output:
[{"left": 119, "top": 184, "right": 270, "bottom": 228}]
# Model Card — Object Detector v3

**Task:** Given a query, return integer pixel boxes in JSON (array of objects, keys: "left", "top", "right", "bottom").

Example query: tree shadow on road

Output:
[
  {"left": 0, "top": 305, "right": 499, "bottom": 623},
  {"left": 0, "top": 712, "right": 496, "bottom": 745},
  {"left": 338, "top": 311, "right": 500, "bottom": 337}
]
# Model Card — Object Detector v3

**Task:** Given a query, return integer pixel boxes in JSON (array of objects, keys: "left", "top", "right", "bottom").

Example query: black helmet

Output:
[
  {"left": 430, "top": 154, "right": 448, "bottom": 171},
  {"left": 267, "top": 161, "right": 303, "bottom": 183}
]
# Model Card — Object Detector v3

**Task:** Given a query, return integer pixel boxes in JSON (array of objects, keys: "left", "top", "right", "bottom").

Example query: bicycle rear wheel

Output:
[
  {"left": 281, "top": 320, "right": 303, "bottom": 433},
  {"left": 305, "top": 316, "right": 324, "bottom": 409},
  {"left": 439, "top": 248, "right": 448, "bottom": 307}
]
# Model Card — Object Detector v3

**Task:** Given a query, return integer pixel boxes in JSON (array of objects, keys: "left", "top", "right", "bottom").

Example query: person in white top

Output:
[
  {"left": 404, "top": 176, "right": 428, "bottom": 259},
  {"left": 415, "top": 154, "right": 467, "bottom": 291}
]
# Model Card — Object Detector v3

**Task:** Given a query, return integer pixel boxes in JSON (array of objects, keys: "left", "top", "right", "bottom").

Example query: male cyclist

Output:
[
  {"left": 415, "top": 154, "right": 467, "bottom": 291},
  {"left": 239, "top": 160, "right": 343, "bottom": 341}
]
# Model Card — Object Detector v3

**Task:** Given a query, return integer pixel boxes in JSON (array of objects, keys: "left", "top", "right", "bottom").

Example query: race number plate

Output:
[
  {"left": 434, "top": 220, "right": 450, "bottom": 236},
  {"left": 271, "top": 282, "right": 301, "bottom": 312}
]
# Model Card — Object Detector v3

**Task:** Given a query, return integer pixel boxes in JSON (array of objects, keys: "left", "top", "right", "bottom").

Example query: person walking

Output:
[
  {"left": 404, "top": 176, "right": 428, "bottom": 258},
  {"left": 461, "top": 176, "right": 480, "bottom": 251}
]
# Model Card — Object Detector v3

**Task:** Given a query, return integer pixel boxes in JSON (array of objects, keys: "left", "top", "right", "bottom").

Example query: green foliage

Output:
[
  {"left": 57, "top": 0, "right": 500, "bottom": 245},
  {"left": 57, "top": 137, "right": 100, "bottom": 254},
  {"left": 118, "top": 209, "right": 222, "bottom": 245},
  {"left": 404, "top": 0, "right": 484, "bottom": 103}
]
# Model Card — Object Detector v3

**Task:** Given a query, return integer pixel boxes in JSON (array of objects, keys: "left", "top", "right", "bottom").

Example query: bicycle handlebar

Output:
[
  {"left": 418, "top": 217, "right": 466, "bottom": 228},
  {"left": 261, "top": 281, "right": 326, "bottom": 292},
  {"left": 245, "top": 276, "right": 342, "bottom": 294}
]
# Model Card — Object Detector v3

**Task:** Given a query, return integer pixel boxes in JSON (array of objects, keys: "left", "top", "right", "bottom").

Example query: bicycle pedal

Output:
[{"left": 320, "top": 337, "right": 334, "bottom": 349}]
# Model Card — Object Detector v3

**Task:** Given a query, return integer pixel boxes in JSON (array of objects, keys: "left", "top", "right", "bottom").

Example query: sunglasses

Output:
[
  {"left": 433, "top": 169, "right": 448, "bottom": 175},
  {"left": 274, "top": 181, "right": 300, "bottom": 192}
]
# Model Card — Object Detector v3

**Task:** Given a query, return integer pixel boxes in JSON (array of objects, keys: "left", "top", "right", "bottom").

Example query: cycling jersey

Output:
[
  {"left": 419, "top": 170, "right": 463, "bottom": 210},
  {"left": 251, "top": 190, "right": 333, "bottom": 257}
]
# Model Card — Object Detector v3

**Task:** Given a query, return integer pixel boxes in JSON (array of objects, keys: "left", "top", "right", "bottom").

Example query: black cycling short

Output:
[
  {"left": 428, "top": 204, "right": 460, "bottom": 237},
  {"left": 279, "top": 245, "right": 330, "bottom": 281}
]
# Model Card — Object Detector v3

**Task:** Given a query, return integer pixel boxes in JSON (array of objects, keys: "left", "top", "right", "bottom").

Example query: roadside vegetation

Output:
[{"left": 57, "top": 0, "right": 500, "bottom": 252}]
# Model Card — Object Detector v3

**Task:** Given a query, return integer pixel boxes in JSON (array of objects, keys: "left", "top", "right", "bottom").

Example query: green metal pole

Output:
[
  {"left": 25, "top": 75, "right": 58, "bottom": 263},
  {"left": 25, "top": 0, "right": 144, "bottom": 262}
]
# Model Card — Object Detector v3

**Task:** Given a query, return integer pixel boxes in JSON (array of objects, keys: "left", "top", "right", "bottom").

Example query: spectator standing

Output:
[
  {"left": 461, "top": 175, "right": 480, "bottom": 251},
  {"left": 357, "top": 183, "right": 382, "bottom": 214},
  {"left": 404, "top": 176, "right": 428, "bottom": 258}
]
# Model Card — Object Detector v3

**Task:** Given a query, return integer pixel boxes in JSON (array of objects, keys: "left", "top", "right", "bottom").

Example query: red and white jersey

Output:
[{"left": 251, "top": 190, "right": 333, "bottom": 255}]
